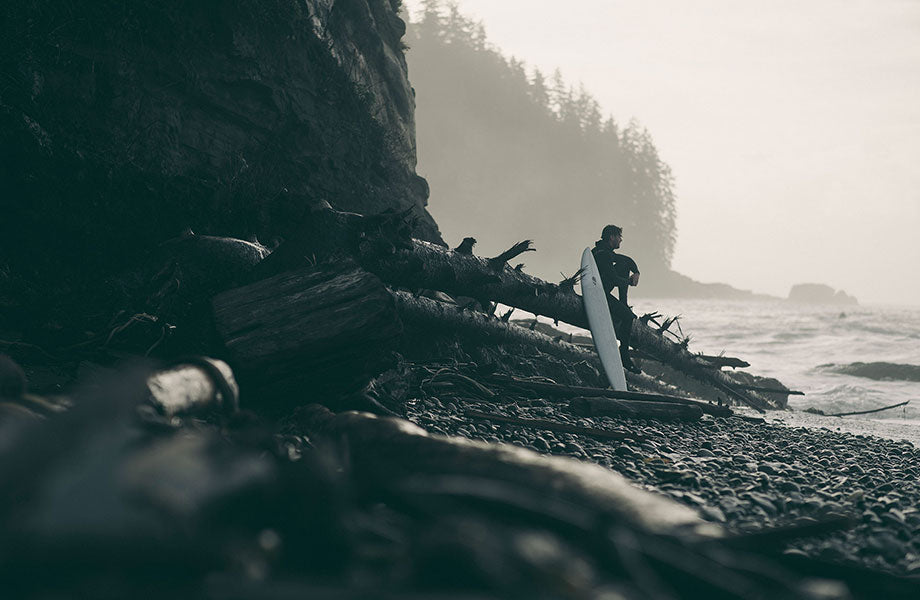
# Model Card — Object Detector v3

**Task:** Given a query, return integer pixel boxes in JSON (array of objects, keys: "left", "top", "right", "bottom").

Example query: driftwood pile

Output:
[
  {"left": 0, "top": 203, "right": 844, "bottom": 598},
  {"left": 199, "top": 203, "right": 786, "bottom": 415},
  {"left": 0, "top": 363, "right": 842, "bottom": 598}
]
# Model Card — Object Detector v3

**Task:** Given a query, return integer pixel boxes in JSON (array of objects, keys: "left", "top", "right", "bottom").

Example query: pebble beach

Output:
[{"left": 398, "top": 358, "right": 920, "bottom": 577}]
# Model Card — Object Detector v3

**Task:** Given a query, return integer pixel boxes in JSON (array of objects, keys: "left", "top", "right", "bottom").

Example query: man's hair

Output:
[{"left": 601, "top": 224, "right": 623, "bottom": 239}]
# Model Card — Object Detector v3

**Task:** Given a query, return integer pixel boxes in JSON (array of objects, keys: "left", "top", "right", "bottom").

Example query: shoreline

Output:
[
  {"left": 390, "top": 342, "right": 920, "bottom": 578},
  {"left": 762, "top": 409, "right": 920, "bottom": 448}
]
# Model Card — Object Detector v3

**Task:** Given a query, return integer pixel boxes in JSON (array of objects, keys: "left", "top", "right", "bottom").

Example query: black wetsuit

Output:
[{"left": 592, "top": 240, "right": 639, "bottom": 361}]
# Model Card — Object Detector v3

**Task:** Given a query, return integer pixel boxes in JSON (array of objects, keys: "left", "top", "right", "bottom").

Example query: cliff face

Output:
[{"left": 0, "top": 0, "right": 440, "bottom": 310}]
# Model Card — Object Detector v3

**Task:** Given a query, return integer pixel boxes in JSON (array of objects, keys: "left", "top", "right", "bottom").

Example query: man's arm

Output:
[
  {"left": 592, "top": 247, "right": 631, "bottom": 292},
  {"left": 617, "top": 254, "right": 640, "bottom": 286}
]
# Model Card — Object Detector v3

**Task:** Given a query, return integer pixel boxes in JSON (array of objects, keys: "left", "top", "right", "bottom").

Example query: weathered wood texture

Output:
[
  {"left": 465, "top": 409, "right": 645, "bottom": 441},
  {"left": 698, "top": 354, "right": 751, "bottom": 369},
  {"left": 212, "top": 263, "right": 403, "bottom": 400},
  {"left": 365, "top": 239, "right": 776, "bottom": 411},
  {"left": 146, "top": 357, "right": 239, "bottom": 417},
  {"left": 487, "top": 374, "right": 732, "bottom": 417},
  {"left": 569, "top": 396, "right": 704, "bottom": 422},
  {"left": 297, "top": 405, "right": 722, "bottom": 540},
  {"left": 391, "top": 290, "right": 598, "bottom": 365}
]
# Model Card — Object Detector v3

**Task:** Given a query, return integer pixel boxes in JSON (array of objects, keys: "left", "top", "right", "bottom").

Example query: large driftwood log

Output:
[
  {"left": 240, "top": 204, "right": 775, "bottom": 410},
  {"left": 364, "top": 239, "right": 775, "bottom": 411},
  {"left": 296, "top": 405, "right": 721, "bottom": 540},
  {"left": 698, "top": 354, "right": 751, "bottom": 369},
  {"left": 394, "top": 294, "right": 735, "bottom": 420},
  {"left": 487, "top": 374, "right": 732, "bottom": 417},
  {"left": 391, "top": 290, "right": 599, "bottom": 365},
  {"left": 569, "top": 396, "right": 705, "bottom": 422},
  {"left": 212, "top": 262, "right": 403, "bottom": 403},
  {"left": 464, "top": 409, "right": 646, "bottom": 441}
]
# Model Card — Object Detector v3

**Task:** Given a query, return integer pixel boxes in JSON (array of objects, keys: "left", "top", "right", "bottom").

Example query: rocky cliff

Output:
[{"left": 0, "top": 0, "right": 440, "bottom": 320}]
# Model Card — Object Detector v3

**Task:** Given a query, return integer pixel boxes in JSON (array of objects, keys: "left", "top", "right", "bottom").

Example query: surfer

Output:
[{"left": 592, "top": 224, "right": 641, "bottom": 373}]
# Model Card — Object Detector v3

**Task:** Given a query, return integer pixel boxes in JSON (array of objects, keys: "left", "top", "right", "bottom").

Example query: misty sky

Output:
[{"left": 405, "top": 0, "right": 920, "bottom": 305}]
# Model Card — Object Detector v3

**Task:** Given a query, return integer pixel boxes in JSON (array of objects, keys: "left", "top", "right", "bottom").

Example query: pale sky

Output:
[{"left": 405, "top": 0, "right": 920, "bottom": 306}]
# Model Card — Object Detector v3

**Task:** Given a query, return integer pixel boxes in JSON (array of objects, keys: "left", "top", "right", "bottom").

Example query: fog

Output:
[{"left": 404, "top": 0, "right": 920, "bottom": 306}]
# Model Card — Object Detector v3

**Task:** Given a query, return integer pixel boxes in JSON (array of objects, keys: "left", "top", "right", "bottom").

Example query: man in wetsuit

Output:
[{"left": 592, "top": 224, "right": 641, "bottom": 373}]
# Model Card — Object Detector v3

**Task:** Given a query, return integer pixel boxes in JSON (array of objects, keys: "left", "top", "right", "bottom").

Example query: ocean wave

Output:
[{"left": 818, "top": 361, "right": 920, "bottom": 382}]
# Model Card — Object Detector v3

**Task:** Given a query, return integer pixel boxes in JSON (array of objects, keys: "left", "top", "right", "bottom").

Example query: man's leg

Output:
[{"left": 606, "top": 295, "right": 640, "bottom": 373}]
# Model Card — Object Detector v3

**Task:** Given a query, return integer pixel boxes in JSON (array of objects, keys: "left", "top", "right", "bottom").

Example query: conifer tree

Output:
[
  {"left": 405, "top": 5, "right": 678, "bottom": 281},
  {"left": 529, "top": 69, "right": 550, "bottom": 112}
]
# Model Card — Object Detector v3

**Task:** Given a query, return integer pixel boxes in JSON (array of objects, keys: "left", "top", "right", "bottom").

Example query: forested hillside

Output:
[{"left": 405, "top": 1, "right": 677, "bottom": 283}]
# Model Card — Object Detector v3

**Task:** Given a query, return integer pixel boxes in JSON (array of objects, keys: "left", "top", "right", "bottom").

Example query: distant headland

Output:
[{"left": 639, "top": 270, "right": 857, "bottom": 305}]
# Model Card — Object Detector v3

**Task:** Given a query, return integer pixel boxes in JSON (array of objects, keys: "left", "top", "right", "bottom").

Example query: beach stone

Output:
[
  {"left": 699, "top": 505, "right": 727, "bottom": 523},
  {"left": 858, "top": 474, "right": 876, "bottom": 486},
  {"left": 801, "top": 498, "right": 826, "bottom": 513},
  {"left": 679, "top": 472, "right": 701, "bottom": 489},
  {"left": 882, "top": 509, "right": 906, "bottom": 526},
  {"left": 718, "top": 497, "right": 743, "bottom": 516},
  {"left": 745, "top": 493, "right": 778, "bottom": 516},
  {"left": 778, "top": 481, "right": 801, "bottom": 493},
  {"left": 614, "top": 445, "right": 636, "bottom": 458},
  {"left": 786, "top": 491, "right": 805, "bottom": 505},
  {"left": 864, "top": 532, "right": 905, "bottom": 562},
  {"left": 532, "top": 437, "right": 550, "bottom": 452},
  {"left": 905, "top": 559, "right": 920, "bottom": 575},
  {"left": 772, "top": 496, "right": 788, "bottom": 514},
  {"left": 758, "top": 462, "right": 785, "bottom": 476}
]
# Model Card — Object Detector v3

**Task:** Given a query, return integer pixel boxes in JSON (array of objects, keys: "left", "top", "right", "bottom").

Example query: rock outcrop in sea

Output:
[{"left": 789, "top": 283, "right": 858, "bottom": 305}]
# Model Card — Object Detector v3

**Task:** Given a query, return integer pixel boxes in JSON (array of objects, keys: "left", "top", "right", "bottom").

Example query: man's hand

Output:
[{"left": 629, "top": 272, "right": 640, "bottom": 286}]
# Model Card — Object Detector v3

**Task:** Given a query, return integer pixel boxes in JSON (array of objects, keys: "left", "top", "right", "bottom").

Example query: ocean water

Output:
[{"left": 546, "top": 299, "right": 920, "bottom": 425}]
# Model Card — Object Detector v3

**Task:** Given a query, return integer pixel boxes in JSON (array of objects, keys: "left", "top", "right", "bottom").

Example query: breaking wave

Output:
[{"left": 819, "top": 362, "right": 920, "bottom": 382}]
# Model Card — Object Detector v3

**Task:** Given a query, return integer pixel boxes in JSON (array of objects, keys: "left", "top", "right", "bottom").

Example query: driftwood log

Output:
[
  {"left": 216, "top": 205, "right": 779, "bottom": 410},
  {"left": 212, "top": 262, "right": 403, "bottom": 404},
  {"left": 145, "top": 357, "right": 240, "bottom": 418},
  {"left": 464, "top": 409, "right": 646, "bottom": 441},
  {"left": 698, "top": 354, "right": 751, "bottom": 369},
  {"left": 636, "top": 349, "right": 752, "bottom": 371},
  {"left": 297, "top": 405, "right": 721, "bottom": 540},
  {"left": 391, "top": 290, "right": 600, "bottom": 365},
  {"left": 569, "top": 396, "right": 705, "bottom": 422},
  {"left": 487, "top": 374, "right": 732, "bottom": 417},
  {"left": 362, "top": 239, "right": 776, "bottom": 411}
]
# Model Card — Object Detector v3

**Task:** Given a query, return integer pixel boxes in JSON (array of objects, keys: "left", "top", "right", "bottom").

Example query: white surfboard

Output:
[{"left": 580, "top": 247, "right": 628, "bottom": 391}]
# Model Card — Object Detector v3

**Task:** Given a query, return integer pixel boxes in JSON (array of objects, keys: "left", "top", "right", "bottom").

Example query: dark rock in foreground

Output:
[{"left": 0, "top": 0, "right": 441, "bottom": 321}]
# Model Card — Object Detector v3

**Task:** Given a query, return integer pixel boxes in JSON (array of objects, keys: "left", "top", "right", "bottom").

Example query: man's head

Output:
[{"left": 601, "top": 224, "right": 623, "bottom": 249}]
